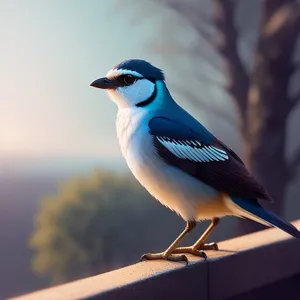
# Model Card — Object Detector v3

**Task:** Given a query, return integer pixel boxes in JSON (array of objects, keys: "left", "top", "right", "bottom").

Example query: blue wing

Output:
[{"left": 149, "top": 117, "right": 272, "bottom": 202}]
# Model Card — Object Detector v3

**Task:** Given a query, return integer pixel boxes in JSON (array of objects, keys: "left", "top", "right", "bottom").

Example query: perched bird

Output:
[{"left": 90, "top": 59, "right": 300, "bottom": 262}]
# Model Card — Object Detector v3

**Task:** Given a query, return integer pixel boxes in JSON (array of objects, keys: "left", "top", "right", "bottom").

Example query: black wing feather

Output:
[{"left": 149, "top": 117, "right": 272, "bottom": 202}]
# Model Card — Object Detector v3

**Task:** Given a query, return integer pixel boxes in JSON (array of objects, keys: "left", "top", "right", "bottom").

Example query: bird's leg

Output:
[
  {"left": 193, "top": 217, "right": 220, "bottom": 250},
  {"left": 173, "top": 218, "right": 220, "bottom": 257},
  {"left": 141, "top": 220, "right": 198, "bottom": 263}
]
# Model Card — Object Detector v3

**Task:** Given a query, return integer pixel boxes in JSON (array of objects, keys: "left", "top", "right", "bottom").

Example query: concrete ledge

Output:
[{"left": 11, "top": 220, "right": 300, "bottom": 300}]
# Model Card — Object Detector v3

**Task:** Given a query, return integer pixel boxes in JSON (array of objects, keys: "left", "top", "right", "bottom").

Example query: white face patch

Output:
[{"left": 108, "top": 78, "right": 155, "bottom": 108}]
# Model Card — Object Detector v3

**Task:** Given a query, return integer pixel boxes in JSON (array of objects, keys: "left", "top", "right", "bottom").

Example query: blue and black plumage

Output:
[
  {"left": 149, "top": 116, "right": 271, "bottom": 202},
  {"left": 113, "top": 59, "right": 165, "bottom": 81},
  {"left": 149, "top": 116, "right": 300, "bottom": 239},
  {"left": 90, "top": 59, "right": 300, "bottom": 262}
]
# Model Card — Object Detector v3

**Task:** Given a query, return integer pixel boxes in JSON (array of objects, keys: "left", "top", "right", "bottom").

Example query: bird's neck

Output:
[
  {"left": 154, "top": 81, "right": 175, "bottom": 109},
  {"left": 115, "top": 81, "right": 177, "bottom": 155}
]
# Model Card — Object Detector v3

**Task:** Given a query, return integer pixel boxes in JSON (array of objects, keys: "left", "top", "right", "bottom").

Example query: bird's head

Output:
[{"left": 90, "top": 59, "right": 167, "bottom": 109}]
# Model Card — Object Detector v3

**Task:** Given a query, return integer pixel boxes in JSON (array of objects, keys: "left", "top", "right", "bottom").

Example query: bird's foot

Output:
[
  {"left": 173, "top": 242, "right": 218, "bottom": 258},
  {"left": 201, "top": 242, "right": 219, "bottom": 251},
  {"left": 141, "top": 252, "right": 188, "bottom": 263},
  {"left": 172, "top": 247, "right": 207, "bottom": 258}
]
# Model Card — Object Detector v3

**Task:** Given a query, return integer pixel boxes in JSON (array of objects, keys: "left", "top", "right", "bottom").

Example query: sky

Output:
[
  {"left": 0, "top": 0, "right": 168, "bottom": 158},
  {"left": 0, "top": 0, "right": 239, "bottom": 162}
]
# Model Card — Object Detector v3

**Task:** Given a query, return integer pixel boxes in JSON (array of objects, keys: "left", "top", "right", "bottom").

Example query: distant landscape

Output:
[{"left": 0, "top": 156, "right": 126, "bottom": 299}]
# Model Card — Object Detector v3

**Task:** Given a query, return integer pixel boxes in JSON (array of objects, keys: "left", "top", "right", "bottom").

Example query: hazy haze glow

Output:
[
  {"left": 0, "top": 0, "right": 229, "bottom": 160},
  {"left": 0, "top": 0, "right": 164, "bottom": 158}
]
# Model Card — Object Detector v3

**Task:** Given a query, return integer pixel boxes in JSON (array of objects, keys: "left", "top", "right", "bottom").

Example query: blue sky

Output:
[{"left": 0, "top": 0, "right": 239, "bottom": 160}]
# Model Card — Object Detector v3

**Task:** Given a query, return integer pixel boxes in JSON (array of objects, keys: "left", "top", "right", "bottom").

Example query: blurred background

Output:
[{"left": 1, "top": 0, "right": 300, "bottom": 298}]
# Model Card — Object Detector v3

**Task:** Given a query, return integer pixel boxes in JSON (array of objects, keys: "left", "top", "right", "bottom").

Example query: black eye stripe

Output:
[
  {"left": 112, "top": 75, "right": 156, "bottom": 87},
  {"left": 112, "top": 74, "right": 141, "bottom": 87}
]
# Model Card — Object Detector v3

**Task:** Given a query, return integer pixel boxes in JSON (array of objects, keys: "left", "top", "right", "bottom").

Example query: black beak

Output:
[{"left": 90, "top": 77, "right": 116, "bottom": 89}]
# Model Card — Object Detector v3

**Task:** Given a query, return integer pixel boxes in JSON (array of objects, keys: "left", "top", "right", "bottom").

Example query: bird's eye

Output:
[{"left": 123, "top": 74, "right": 136, "bottom": 86}]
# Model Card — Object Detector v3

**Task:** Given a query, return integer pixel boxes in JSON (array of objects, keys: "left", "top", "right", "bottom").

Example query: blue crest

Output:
[{"left": 114, "top": 59, "right": 165, "bottom": 81}]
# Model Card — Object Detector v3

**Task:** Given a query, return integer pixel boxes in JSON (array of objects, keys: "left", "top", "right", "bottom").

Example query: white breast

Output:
[
  {"left": 116, "top": 108, "right": 229, "bottom": 221},
  {"left": 116, "top": 107, "right": 146, "bottom": 157}
]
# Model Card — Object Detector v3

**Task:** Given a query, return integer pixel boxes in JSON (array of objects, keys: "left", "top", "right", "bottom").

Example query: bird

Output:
[{"left": 90, "top": 59, "right": 300, "bottom": 262}]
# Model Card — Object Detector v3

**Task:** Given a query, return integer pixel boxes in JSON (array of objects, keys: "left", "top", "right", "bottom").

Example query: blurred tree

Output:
[
  {"left": 30, "top": 170, "right": 180, "bottom": 284},
  {"left": 147, "top": 0, "right": 300, "bottom": 234}
]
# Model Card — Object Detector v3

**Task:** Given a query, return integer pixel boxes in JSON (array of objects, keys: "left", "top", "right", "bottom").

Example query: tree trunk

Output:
[{"left": 237, "top": 0, "right": 300, "bottom": 235}]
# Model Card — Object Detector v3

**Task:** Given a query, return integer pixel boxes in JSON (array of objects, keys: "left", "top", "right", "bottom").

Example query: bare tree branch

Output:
[
  {"left": 160, "top": 0, "right": 250, "bottom": 118},
  {"left": 147, "top": 31, "right": 223, "bottom": 76},
  {"left": 161, "top": 0, "right": 215, "bottom": 46},
  {"left": 288, "top": 146, "right": 300, "bottom": 181},
  {"left": 162, "top": 0, "right": 212, "bottom": 24},
  {"left": 212, "top": 0, "right": 250, "bottom": 118},
  {"left": 187, "top": 44, "right": 223, "bottom": 74}
]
